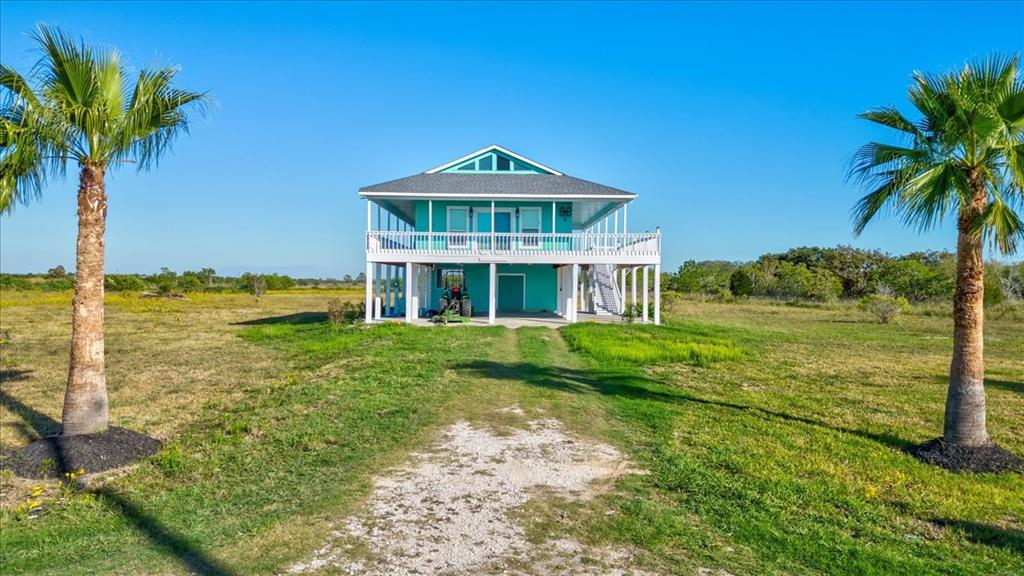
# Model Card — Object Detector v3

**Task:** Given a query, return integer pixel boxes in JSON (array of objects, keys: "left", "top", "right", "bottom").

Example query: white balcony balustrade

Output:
[{"left": 366, "top": 231, "right": 660, "bottom": 258}]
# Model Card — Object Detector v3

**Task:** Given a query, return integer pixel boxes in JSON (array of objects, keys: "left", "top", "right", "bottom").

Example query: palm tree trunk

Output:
[
  {"left": 944, "top": 181, "right": 988, "bottom": 447},
  {"left": 62, "top": 163, "right": 109, "bottom": 436}
]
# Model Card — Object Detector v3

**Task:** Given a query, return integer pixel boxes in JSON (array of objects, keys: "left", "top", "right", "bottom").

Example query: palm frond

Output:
[
  {"left": 858, "top": 107, "right": 924, "bottom": 140},
  {"left": 112, "top": 66, "right": 209, "bottom": 169},
  {"left": 975, "top": 190, "right": 1024, "bottom": 255}
]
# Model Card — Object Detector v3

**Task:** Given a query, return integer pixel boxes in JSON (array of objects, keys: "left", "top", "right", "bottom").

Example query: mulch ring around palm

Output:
[
  {"left": 5, "top": 427, "right": 161, "bottom": 479},
  {"left": 906, "top": 439, "right": 1024, "bottom": 473}
]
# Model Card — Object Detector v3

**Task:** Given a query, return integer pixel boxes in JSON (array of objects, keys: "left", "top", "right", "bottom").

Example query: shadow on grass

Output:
[
  {"left": 935, "top": 519, "right": 1024, "bottom": 555},
  {"left": 455, "top": 360, "right": 913, "bottom": 450},
  {"left": 0, "top": 387, "right": 234, "bottom": 575},
  {"left": 93, "top": 487, "right": 237, "bottom": 576},
  {"left": 0, "top": 383, "right": 61, "bottom": 439},
  {"left": 232, "top": 312, "right": 327, "bottom": 326},
  {"left": 986, "top": 378, "right": 1023, "bottom": 396}
]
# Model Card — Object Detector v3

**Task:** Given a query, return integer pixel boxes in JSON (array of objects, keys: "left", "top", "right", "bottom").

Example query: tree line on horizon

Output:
[
  {"left": 663, "top": 245, "right": 1024, "bottom": 306},
  {"left": 0, "top": 266, "right": 369, "bottom": 294}
]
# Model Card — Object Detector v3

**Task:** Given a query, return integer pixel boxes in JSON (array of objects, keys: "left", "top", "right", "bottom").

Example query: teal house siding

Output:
[
  {"left": 425, "top": 263, "right": 557, "bottom": 313},
  {"left": 414, "top": 200, "right": 573, "bottom": 233}
]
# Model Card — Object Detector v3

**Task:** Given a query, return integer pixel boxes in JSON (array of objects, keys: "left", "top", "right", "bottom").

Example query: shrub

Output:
[
  {"left": 41, "top": 277, "right": 74, "bottom": 291},
  {"left": 0, "top": 274, "right": 32, "bottom": 290},
  {"left": 804, "top": 268, "right": 843, "bottom": 302},
  {"left": 152, "top": 268, "right": 179, "bottom": 295},
  {"left": 105, "top": 274, "right": 146, "bottom": 292},
  {"left": 729, "top": 268, "right": 753, "bottom": 297},
  {"left": 327, "top": 298, "right": 365, "bottom": 325},
  {"left": 859, "top": 293, "right": 910, "bottom": 323},
  {"left": 178, "top": 272, "right": 205, "bottom": 293}
]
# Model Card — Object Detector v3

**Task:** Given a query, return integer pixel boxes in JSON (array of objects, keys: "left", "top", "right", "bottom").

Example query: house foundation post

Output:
[
  {"left": 654, "top": 263, "right": 661, "bottom": 325},
  {"left": 620, "top": 266, "right": 627, "bottom": 315},
  {"left": 642, "top": 266, "right": 649, "bottom": 323},
  {"left": 626, "top": 266, "right": 634, "bottom": 313},
  {"left": 571, "top": 264, "right": 579, "bottom": 323},
  {"left": 365, "top": 261, "right": 374, "bottom": 324},
  {"left": 405, "top": 262, "right": 416, "bottom": 322},
  {"left": 488, "top": 263, "right": 496, "bottom": 325}
]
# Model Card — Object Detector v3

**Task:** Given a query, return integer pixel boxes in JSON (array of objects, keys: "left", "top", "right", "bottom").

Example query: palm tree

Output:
[
  {"left": 849, "top": 55, "right": 1023, "bottom": 455},
  {"left": 1, "top": 26, "right": 207, "bottom": 435}
]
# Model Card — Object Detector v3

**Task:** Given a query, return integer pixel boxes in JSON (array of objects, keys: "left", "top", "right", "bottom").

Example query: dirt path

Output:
[{"left": 287, "top": 329, "right": 653, "bottom": 575}]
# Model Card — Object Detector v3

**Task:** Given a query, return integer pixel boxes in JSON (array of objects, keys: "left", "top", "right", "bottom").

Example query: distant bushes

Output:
[
  {"left": 2, "top": 267, "right": 365, "bottom": 294},
  {"left": 665, "top": 246, "right": 1023, "bottom": 307}
]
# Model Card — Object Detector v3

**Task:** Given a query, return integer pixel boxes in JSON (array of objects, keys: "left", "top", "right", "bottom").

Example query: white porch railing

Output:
[{"left": 366, "top": 231, "right": 660, "bottom": 257}]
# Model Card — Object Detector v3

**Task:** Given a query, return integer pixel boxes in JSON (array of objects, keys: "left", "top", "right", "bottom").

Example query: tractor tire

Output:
[{"left": 461, "top": 298, "right": 472, "bottom": 317}]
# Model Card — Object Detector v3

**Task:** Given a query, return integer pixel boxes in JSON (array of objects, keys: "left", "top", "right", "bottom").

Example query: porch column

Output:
[
  {"left": 571, "top": 264, "right": 579, "bottom": 323},
  {"left": 623, "top": 203, "right": 628, "bottom": 234},
  {"left": 488, "top": 263, "right": 496, "bottom": 325},
  {"left": 405, "top": 262, "right": 416, "bottom": 322},
  {"left": 632, "top": 266, "right": 638, "bottom": 312},
  {"left": 428, "top": 200, "right": 433, "bottom": 252},
  {"left": 365, "top": 261, "right": 375, "bottom": 323},
  {"left": 374, "top": 263, "right": 382, "bottom": 319},
  {"left": 642, "top": 266, "right": 649, "bottom": 323},
  {"left": 654, "top": 263, "right": 661, "bottom": 325},
  {"left": 620, "top": 266, "right": 627, "bottom": 314},
  {"left": 385, "top": 264, "right": 391, "bottom": 316}
]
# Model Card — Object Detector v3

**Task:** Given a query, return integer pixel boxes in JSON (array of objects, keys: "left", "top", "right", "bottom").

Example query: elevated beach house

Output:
[{"left": 361, "top": 145, "right": 661, "bottom": 324}]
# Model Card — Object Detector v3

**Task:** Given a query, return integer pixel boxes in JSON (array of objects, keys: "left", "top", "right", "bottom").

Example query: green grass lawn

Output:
[{"left": 1, "top": 294, "right": 1021, "bottom": 574}]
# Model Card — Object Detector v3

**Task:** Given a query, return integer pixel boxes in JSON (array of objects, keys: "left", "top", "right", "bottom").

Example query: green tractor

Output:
[{"left": 434, "top": 286, "right": 473, "bottom": 323}]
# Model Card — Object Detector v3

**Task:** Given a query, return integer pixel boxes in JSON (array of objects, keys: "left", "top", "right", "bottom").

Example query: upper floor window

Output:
[{"left": 443, "top": 151, "right": 547, "bottom": 174}]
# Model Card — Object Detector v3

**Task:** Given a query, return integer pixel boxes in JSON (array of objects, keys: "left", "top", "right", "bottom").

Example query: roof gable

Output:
[{"left": 425, "top": 145, "right": 561, "bottom": 176}]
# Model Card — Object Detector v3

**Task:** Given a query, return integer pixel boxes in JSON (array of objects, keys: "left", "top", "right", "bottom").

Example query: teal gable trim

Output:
[{"left": 439, "top": 150, "right": 552, "bottom": 174}]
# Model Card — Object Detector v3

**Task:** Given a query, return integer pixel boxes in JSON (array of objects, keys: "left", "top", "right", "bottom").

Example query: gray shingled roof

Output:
[{"left": 359, "top": 173, "right": 635, "bottom": 197}]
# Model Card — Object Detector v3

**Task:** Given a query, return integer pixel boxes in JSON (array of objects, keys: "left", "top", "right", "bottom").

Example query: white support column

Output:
[
  {"left": 620, "top": 266, "right": 627, "bottom": 314},
  {"left": 405, "top": 262, "right": 416, "bottom": 322},
  {"left": 385, "top": 264, "right": 392, "bottom": 316},
  {"left": 571, "top": 264, "right": 579, "bottom": 323},
  {"left": 490, "top": 200, "right": 495, "bottom": 252},
  {"left": 365, "top": 261, "right": 374, "bottom": 323},
  {"left": 632, "top": 266, "right": 638, "bottom": 312},
  {"left": 642, "top": 266, "right": 649, "bottom": 323},
  {"left": 366, "top": 200, "right": 372, "bottom": 231},
  {"left": 654, "top": 263, "right": 661, "bottom": 325},
  {"left": 374, "top": 263, "right": 382, "bottom": 319},
  {"left": 623, "top": 203, "right": 628, "bottom": 235},
  {"left": 551, "top": 201, "right": 556, "bottom": 233},
  {"left": 488, "top": 263, "right": 496, "bottom": 325}
]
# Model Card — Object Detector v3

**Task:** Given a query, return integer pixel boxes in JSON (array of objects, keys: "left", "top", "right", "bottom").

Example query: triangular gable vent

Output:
[{"left": 425, "top": 145, "right": 561, "bottom": 175}]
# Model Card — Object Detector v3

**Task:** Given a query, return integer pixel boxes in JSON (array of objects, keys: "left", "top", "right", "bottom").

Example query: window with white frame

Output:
[
  {"left": 520, "top": 207, "right": 540, "bottom": 247},
  {"left": 448, "top": 207, "right": 469, "bottom": 247}
]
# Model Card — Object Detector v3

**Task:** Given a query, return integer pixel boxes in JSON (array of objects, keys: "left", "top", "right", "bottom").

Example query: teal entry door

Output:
[
  {"left": 497, "top": 275, "right": 525, "bottom": 312},
  {"left": 494, "top": 211, "right": 512, "bottom": 251}
]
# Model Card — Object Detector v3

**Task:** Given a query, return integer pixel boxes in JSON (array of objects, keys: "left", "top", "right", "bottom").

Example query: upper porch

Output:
[{"left": 366, "top": 230, "right": 660, "bottom": 265}]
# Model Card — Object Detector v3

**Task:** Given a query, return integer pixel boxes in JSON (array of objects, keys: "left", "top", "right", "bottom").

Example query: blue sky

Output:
[{"left": 1, "top": 1, "right": 1021, "bottom": 277}]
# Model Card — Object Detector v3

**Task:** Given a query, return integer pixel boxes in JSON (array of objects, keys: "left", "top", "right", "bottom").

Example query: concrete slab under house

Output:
[{"left": 360, "top": 144, "right": 661, "bottom": 326}]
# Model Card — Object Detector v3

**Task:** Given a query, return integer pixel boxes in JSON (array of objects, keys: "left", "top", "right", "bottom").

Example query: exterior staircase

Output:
[{"left": 591, "top": 264, "right": 621, "bottom": 316}]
